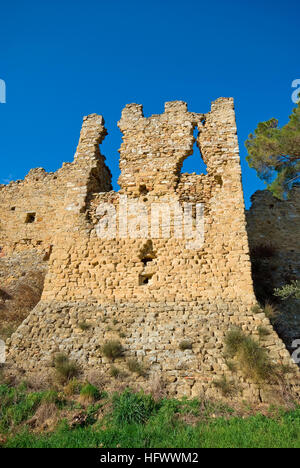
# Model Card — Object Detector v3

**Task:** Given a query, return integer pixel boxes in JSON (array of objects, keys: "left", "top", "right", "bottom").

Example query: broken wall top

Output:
[{"left": 117, "top": 98, "right": 239, "bottom": 196}]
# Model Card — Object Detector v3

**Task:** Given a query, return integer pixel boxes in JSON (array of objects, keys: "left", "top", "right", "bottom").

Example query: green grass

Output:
[
  {"left": 0, "top": 384, "right": 63, "bottom": 433},
  {"left": 4, "top": 409, "right": 300, "bottom": 448},
  {"left": 1, "top": 384, "right": 300, "bottom": 448}
]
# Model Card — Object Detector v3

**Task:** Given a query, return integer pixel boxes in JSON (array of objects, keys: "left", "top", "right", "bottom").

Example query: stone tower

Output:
[{"left": 1, "top": 98, "right": 298, "bottom": 400}]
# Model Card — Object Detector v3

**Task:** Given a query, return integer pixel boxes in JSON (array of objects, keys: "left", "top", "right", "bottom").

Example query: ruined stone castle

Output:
[{"left": 1, "top": 98, "right": 299, "bottom": 400}]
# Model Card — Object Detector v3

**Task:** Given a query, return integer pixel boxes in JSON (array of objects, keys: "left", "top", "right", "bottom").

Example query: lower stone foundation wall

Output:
[{"left": 7, "top": 300, "right": 299, "bottom": 401}]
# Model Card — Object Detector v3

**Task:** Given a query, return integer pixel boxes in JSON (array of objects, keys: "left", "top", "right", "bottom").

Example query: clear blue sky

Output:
[{"left": 1, "top": 0, "right": 299, "bottom": 208}]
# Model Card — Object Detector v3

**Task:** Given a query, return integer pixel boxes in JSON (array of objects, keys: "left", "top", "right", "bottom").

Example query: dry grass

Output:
[
  {"left": 84, "top": 370, "right": 106, "bottom": 390},
  {"left": 53, "top": 353, "right": 80, "bottom": 385},
  {"left": 225, "top": 328, "right": 274, "bottom": 383},
  {"left": 213, "top": 376, "right": 237, "bottom": 397},
  {"left": 64, "top": 378, "right": 82, "bottom": 397},
  {"left": 102, "top": 341, "right": 124, "bottom": 360},
  {"left": 78, "top": 383, "right": 100, "bottom": 405},
  {"left": 26, "top": 370, "right": 55, "bottom": 391},
  {"left": 0, "top": 269, "right": 46, "bottom": 340},
  {"left": 263, "top": 302, "right": 279, "bottom": 321},
  {"left": 149, "top": 376, "right": 166, "bottom": 402},
  {"left": 27, "top": 403, "right": 58, "bottom": 430},
  {"left": 127, "top": 359, "right": 147, "bottom": 377},
  {"left": 258, "top": 326, "right": 270, "bottom": 338},
  {"left": 109, "top": 366, "right": 128, "bottom": 379}
]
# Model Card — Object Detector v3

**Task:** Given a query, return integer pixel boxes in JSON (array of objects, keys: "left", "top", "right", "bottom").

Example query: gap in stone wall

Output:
[
  {"left": 99, "top": 120, "right": 122, "bottom": 192},
  {"left": 139, "top": 240, "right": 156, "bottom": 286},
  {"left": 181, "top": 127, "right": 207, "bottom": 175}
]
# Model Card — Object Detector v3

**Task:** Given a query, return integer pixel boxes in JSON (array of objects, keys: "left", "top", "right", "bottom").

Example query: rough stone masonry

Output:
[{"left": 0, "top": 97, "right": 299, "bottom": 401}]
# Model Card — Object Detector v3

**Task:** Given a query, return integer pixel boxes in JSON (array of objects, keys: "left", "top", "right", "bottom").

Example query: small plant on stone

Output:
[
  {"left": 258, "top": 326, "right": 270, "bottom": 338},
  {"left": 224, "top": 329, "right": 245, "bottom": 356},
  {"left": 225, "top": 328, "right": 274, "bottom": 383},
  {"left": 64, "top": 378, "right": 82, "bottom": 397},
  {"left": 213, "top": 376, "right": 237, "bottom": 397},
  {"left": 251, "top": 304, "right": 262, "bottom": 314},
  {"left": 224, "top": 358, "right": 237, "bottom": 373},
  {"left": 102, "top": 341, "right": 124, "bottom": 360},
  {"left": 53, "top": 353, "right": 80, "bottom": 385},
  {"left": 263, "top": 302, "right": 279, "bottom": 322},
  {"left": 79, "top": 382, "right": 100, "bottom": 405},
  {"left": 179, "top": 340, "right": 193, "bottom": 351},
  {"left": 110, "top": 366, "right": 127, "bottom": 379},
  {"left": 127, "top": 358, "right": 147, "bottom": 377},
  {"left": 78, "top": 321, "right": 91, "bottom": 331}
]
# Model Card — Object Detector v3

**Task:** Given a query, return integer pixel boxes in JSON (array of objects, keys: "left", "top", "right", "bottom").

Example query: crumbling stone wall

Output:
[
  {"left": 1, "top": 98, "right": 298, "bottom": 400},
  {"left": 0, "top": 114, "right": 112, "bottom": 255},
  {"left": 247, "top": 187, "right": 300, "bottom": 350}
]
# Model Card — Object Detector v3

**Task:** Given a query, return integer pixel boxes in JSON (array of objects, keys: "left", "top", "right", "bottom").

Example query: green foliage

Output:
[
  {"left": 274, "top": 281, "right": 300, "bottom": 300},
  {"left": 3, "top": 400, "right": 300, "bottom": 448},
  {"left": 0, "top": 384, "right": 59, "bottom": 433},
  {"left": 1, "top": 385, "right": 300, "bottom": 448},
  {"left": 102, "top": 341, "right": 124, "bottom": 360},
  {"left": 112, "top": 389, "right": 156, "bottom": 425},
  {"left": 179, "top": 340, "right": 193, "bottom": 351},
  {"left": 79, "top": 383, "right": 100, "bottom": 403},
  {"left": 41, "top": 390, "right": 62, "bottom": 406},
  {"left": 245, "top": 101, "right": 300, "bottom": 198},
  {"left": 53, "top": 353, "right": 80, "bottom": 384}
]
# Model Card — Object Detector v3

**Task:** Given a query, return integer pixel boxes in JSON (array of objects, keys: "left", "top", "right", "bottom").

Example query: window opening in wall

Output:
[
  {"left": 139, "top": 240, "right": 156, "bottom": 286},
  {"left": 141, "top": 256, "right": 153, "bottom": 266},
  {"left": 139, "top": 273, "right": 154, "bottom": 285},
  {"left": 139, "top": 184, "right": 149, "bottom": 195},
  {"left": 180, "top": 127, "right": 207, "bottom": 175},
  {"left": 25, "top": 212, "right": 36, "bottom": 224}
]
